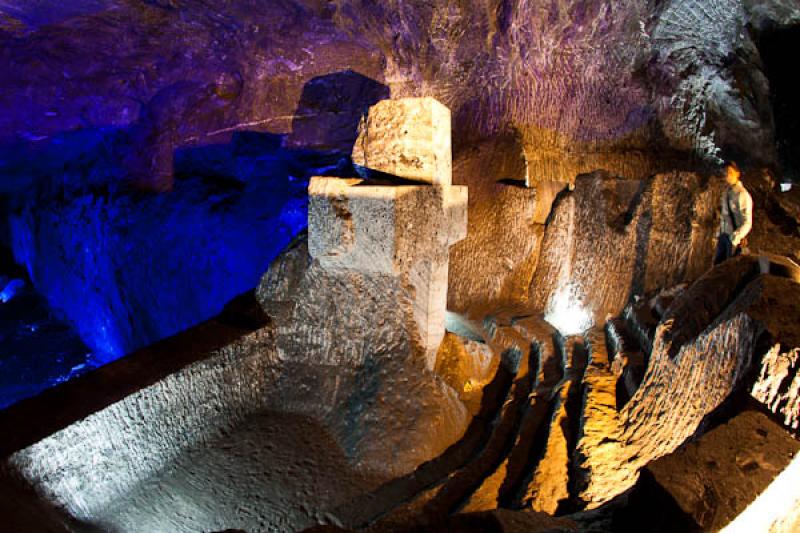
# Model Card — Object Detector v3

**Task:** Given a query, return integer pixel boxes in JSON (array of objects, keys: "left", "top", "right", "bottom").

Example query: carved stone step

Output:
[
  {"left": 573, "top": 328, "right": 622, "bottom": 506},
  {"left": 460, "top": 318, "right": 563, "bottom": 512},
  {"left": 420, "top": 326, "right": 537, "bottom": 517},
  {"left": 518, "top": 336, "right": 587, "bottom": 514},
  {"left": 622, "top": 301, "right": 658, "bottom": 355}
]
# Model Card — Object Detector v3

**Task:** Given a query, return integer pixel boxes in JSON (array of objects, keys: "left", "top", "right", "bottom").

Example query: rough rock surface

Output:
[
  {"left": 447, "top": 136, "right": 546, "bottom": 314},
  {"left": 434, "top": 332, "right": 497, "bottom": 416},
  {"left": 306, "top": 176, "right": 467, "bottom": 365},
  {"left": 2, "top": 0, "right": 796, "bottom": 194},
  {"left": 304, "top": 96, "right": 467, "bottom": 366},
  {"left": 578, "top": 258, "right": 800, "bottom": 506},
  {"left": 265, "top": 262, "right": 469, "bottom": 476},
  {"left": 1, "top": 327, "right": 401, "bottom": 532},
  {"left": 529, "top": 171, "right": 722, "bottom": 326},
  {"left": 3, "top": 328, "right": 288, "bottom": 528},
  {"left": 255, "top": 230, "right": 310, "bottom": 323},
  {"left": 574, "top": 328, "right": 621, "bottom": 505},
  {"left": 637, "top": 410, "right": 799, "bottom": 531}
]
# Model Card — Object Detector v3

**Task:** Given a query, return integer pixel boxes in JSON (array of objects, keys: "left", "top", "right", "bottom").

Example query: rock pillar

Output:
[{"left": 308, "top": 97, "right": 467, "bottom": 369}]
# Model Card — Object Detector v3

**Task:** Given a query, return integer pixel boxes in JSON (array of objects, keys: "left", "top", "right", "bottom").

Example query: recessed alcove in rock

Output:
[
  {"left": 759, "top": 24, "right": 800, "bottom": 182},
  {"left": 2, "top": 2, "right": 800, "bottom": 532}
]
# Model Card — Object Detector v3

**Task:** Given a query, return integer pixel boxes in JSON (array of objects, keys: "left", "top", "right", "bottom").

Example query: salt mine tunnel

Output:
[{"left": 1, "top": 1, "right": 800, "bottom": 532}]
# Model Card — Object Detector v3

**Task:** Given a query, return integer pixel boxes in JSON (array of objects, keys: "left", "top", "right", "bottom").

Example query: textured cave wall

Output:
[
  {"left": 2, "top": 0, "right": 796, "bottom": 186},
  {"left": 7, "top": 168, "right": 309, "bottom": 360},
  {"left": 1, "top": 0, "right": 798, "bottom": 370},
  {"left": 0, "top": 1, "right": 386, "bottom": 190},
  {"left": 577, "top": 258, "right": 800, "bottom": 507},
  {"left": 447, "top": 134, "right": 544, "bottom": 314},
  {"left": 0, "top": 0, "right": 387, "bottom": 367},
  {"left": 528, "top": 171, "right": 722, "bottom": 325}
]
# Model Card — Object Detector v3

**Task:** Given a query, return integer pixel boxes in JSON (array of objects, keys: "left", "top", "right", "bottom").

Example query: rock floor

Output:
[{"left": 91, "top": 410, "right": 384, "bottom": 533}]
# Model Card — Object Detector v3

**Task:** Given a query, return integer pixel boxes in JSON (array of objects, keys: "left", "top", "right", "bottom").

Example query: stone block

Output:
[
  {"left": 352, "top": 97, "right": 452, "bottom": 185},
  {"left": 308, "top": 176, "right": 467, "bottom": 368},
  {"left": 638, "top": 411, "right": 799, "bottom": 531}
]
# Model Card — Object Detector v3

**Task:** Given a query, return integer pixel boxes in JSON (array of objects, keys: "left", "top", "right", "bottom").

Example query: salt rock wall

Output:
[
  {"left": 578, "top": 258, "right": 800, "bottom": 506},
  {"left": 259, "top": 245, "right": 470, "bottom": 478},
  {"left": 753, "top": 344, "right": 800, "bottom": 431},
  {"left": 447, "top": 135, "right": 544, "bottom": 314},
  {"left": 529, "top": 171, "right": 722, "bottom": 326},
  {"left": 0, "top": 1, "right": 386, "bottom": 191},
  {"left": 1, "top": 0, "right": 797, "bottom": 368},
  {"left": 2, "top": 0, "right": 797, "bottom": 191}
]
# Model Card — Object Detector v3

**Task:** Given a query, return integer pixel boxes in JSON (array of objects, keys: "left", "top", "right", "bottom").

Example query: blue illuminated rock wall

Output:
[{"left": 7, "top": 133, "right": 338, "bottom": 362}]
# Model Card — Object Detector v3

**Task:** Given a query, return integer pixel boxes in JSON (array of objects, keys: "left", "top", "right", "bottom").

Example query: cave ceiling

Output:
[{"left": 2, "top": 0, "right": 799, "bottom": 191}]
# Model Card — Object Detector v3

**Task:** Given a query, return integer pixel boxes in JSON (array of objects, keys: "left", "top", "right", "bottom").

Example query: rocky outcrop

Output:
[
  {"left": 4, "top": 327, "right": 282, "bottom": 527},
  {"left": 263, "top": 263, "right": 470, "bottom": 477},
  {"left": 255, "top": 230, "right": 310, "bottom": 323},
  {"left": 302, "top": 97, "right": 467, "bottom": 366},
  {"left": 257, "top": 97, "right": 470, "bottom": 475},
  {"left": 577, "top": 257, "right": 800, "bottom": 506},
  {"left": 433, "top": 333, "right": 497, "bottom": 416}
]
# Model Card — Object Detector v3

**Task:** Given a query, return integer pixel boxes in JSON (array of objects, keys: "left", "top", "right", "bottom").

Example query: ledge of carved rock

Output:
[
  {"left": 352, "top": 97, "right": 452, "bottom": 185},
  {"left": 577, "top": 258, "right": 797, "bottom": 507}
]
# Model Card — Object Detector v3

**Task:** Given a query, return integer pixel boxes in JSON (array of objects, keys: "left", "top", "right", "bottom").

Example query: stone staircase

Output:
[{"left": 328, "top": 300, "right": 673, "bottom": 530}]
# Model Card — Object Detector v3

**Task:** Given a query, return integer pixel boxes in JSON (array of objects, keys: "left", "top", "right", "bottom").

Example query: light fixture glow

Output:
[{"left": 544, "top": 284, "right": 594, "bottom": 336}]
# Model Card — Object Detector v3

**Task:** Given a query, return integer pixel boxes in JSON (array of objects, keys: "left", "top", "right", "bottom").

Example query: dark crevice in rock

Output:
[
  {"left": 541, "top": 186, "right": 573, "bottom": 228},
  {"left": 758, "top": 24, "right": 800, "bottom": 182},
  {"left": 611, "top": 468, "right": 701, "bottom": 533},
  {"left": 559, "top": 339, "right": 589, "bottom": 515},
  {"left": 606, "top": 316, "right": 647, "bottom": 410},
  {"left": 420, "top": 328, "right": 536, "bottom": 517}
]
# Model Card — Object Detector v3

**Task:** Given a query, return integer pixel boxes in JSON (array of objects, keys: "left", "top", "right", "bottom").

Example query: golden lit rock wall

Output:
[
  {"left": 577, "top": 261, "right": 800, "bottom": 507},
  {"left": 447, "top": 136, "right": 544, "bottom": 314},
  {"left": 528, "top": 171, "right": 723, "bottom": 326}
]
